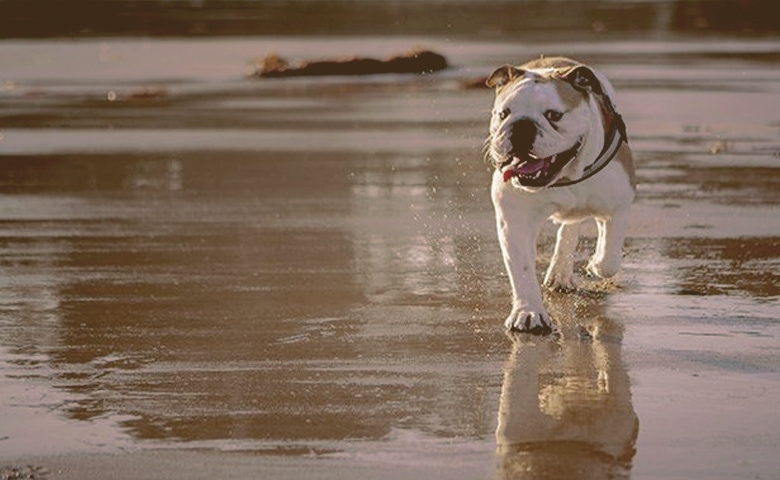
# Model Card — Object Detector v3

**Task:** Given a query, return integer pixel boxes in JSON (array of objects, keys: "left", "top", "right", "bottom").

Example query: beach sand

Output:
[{"left": 1, "top": 25, "right": 779, "bottom": 480}]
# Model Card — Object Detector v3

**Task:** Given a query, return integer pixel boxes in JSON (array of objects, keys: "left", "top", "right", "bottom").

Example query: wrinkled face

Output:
[{"left": 488, "top": 72, "right": 603, "bottom": 190}]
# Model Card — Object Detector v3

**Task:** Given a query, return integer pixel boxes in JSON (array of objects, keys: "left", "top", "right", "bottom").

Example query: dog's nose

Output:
[{"left": 510, "top": 119, "right": 537, "bottom": 152}]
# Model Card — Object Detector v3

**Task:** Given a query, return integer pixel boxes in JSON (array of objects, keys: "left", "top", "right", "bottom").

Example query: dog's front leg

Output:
[
  {"left": 492, "top": 180, "right": 553, "bottom": 334},
  {"left": 496, "top": 216, "right": 552, "bottom": 334},
  {"left": 544, "top": 222, "right": 581, "bottom": 292},
  {"left": 586, "top": 207, "right": 631, "bottom": 279}
]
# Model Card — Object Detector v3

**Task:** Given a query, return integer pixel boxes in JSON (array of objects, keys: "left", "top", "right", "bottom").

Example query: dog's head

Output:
[{"left": 486, "top": 59, "right": 616, "bottom": 191}]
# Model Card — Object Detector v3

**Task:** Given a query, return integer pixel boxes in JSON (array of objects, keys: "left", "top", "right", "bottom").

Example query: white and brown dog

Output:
[{"left": 486, "top": 57, "right": 636, "bottom": 334}]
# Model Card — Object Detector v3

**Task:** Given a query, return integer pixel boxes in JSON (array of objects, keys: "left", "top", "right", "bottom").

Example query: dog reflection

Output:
[{"left": 496, "top": 299, "right": 638, "bottom": 479}]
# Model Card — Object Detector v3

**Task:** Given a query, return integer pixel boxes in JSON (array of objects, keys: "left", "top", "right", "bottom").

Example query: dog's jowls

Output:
[{"left": 485, "top": 57, "right": 636, "bottom": 334}]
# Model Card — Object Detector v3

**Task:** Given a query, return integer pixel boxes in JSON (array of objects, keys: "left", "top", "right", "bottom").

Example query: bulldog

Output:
[{"left": 485, "top": 57, "right": 636, "bottom": 334}]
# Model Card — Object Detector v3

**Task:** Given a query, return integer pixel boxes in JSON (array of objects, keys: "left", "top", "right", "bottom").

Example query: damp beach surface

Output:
[{"left": 1, "top": 2, "right": 780, "bottom": 479}]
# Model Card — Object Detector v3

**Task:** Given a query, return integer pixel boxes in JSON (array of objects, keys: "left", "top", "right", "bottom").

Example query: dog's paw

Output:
[
  {"left": 504, "top": 308, "right": 553, "bottom": 335},
  {"left": 586, "top": 257, "right": 619, "bottom": 279},
  {"left": 543, "top": 270, "right": 580, "bottom": 292}
]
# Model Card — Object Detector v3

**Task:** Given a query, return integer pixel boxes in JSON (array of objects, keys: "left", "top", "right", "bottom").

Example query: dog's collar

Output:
[{"left": 550, "top": 103, "right": 628, "bottom": 188}]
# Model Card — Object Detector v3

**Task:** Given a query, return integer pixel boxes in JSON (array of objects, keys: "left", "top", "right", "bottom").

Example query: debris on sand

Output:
[
  {"left": 251, "top": 49, "right": 448, "bottom": 78},
  {"left": 106, "top": 87, "right": 168, "bottom": 102},
  {"left": 0, "top": 464, "right": 49, "bottom": 480}
]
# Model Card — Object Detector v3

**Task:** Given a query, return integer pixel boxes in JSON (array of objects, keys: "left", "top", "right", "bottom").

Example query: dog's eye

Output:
[
  {"left": 544, "top": 110, "right": 564, "bottom": 123},
  {"left": 498, "top": 108, "right": 511, "bottom": 121}
]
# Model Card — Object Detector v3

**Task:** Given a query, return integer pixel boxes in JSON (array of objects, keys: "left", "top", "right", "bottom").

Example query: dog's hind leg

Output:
[
  {"left": 586, "top": 208, "right": 630, "bottom": 279},
  {"left": 544, "top": 222, "right": 581, "bottom": 291}
]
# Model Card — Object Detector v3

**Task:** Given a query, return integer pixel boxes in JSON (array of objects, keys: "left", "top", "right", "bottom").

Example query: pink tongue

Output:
[
  {"left": 517, "top": 160, "right": 545, "bottom": 174},
  {"left": 502, "top": 159, "right": 545, "bottom": 182}
]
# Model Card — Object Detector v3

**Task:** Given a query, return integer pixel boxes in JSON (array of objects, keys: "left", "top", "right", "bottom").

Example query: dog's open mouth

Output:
[{"left": 502, "top": 142, "right": 581, "bottom": 186}]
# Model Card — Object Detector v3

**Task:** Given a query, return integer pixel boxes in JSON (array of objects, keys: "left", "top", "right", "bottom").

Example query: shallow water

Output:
[{"left": 1, "top": 18, "right": 780, "bottom": 480}]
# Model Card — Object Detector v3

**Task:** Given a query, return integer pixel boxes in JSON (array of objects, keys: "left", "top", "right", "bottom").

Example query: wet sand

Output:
[{"left": 1, "top": 31, "right": 779, "bottom": 479}]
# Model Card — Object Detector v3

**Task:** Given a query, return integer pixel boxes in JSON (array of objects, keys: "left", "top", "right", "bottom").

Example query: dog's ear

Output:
[
  {"left": 562, "top": 65, "right": 605, "bottom": 96},
  {"left": 486, "top": 65, "right": 525, "bottom": 89}
]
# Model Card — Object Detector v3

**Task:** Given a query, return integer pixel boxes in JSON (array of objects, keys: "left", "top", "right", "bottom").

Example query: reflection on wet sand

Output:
[
  {"left": 0, "top": 146, "right": 506, "bottom": 454},
  {"left": 496, "top": 293, "right": 638, "bottom": 479}
]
